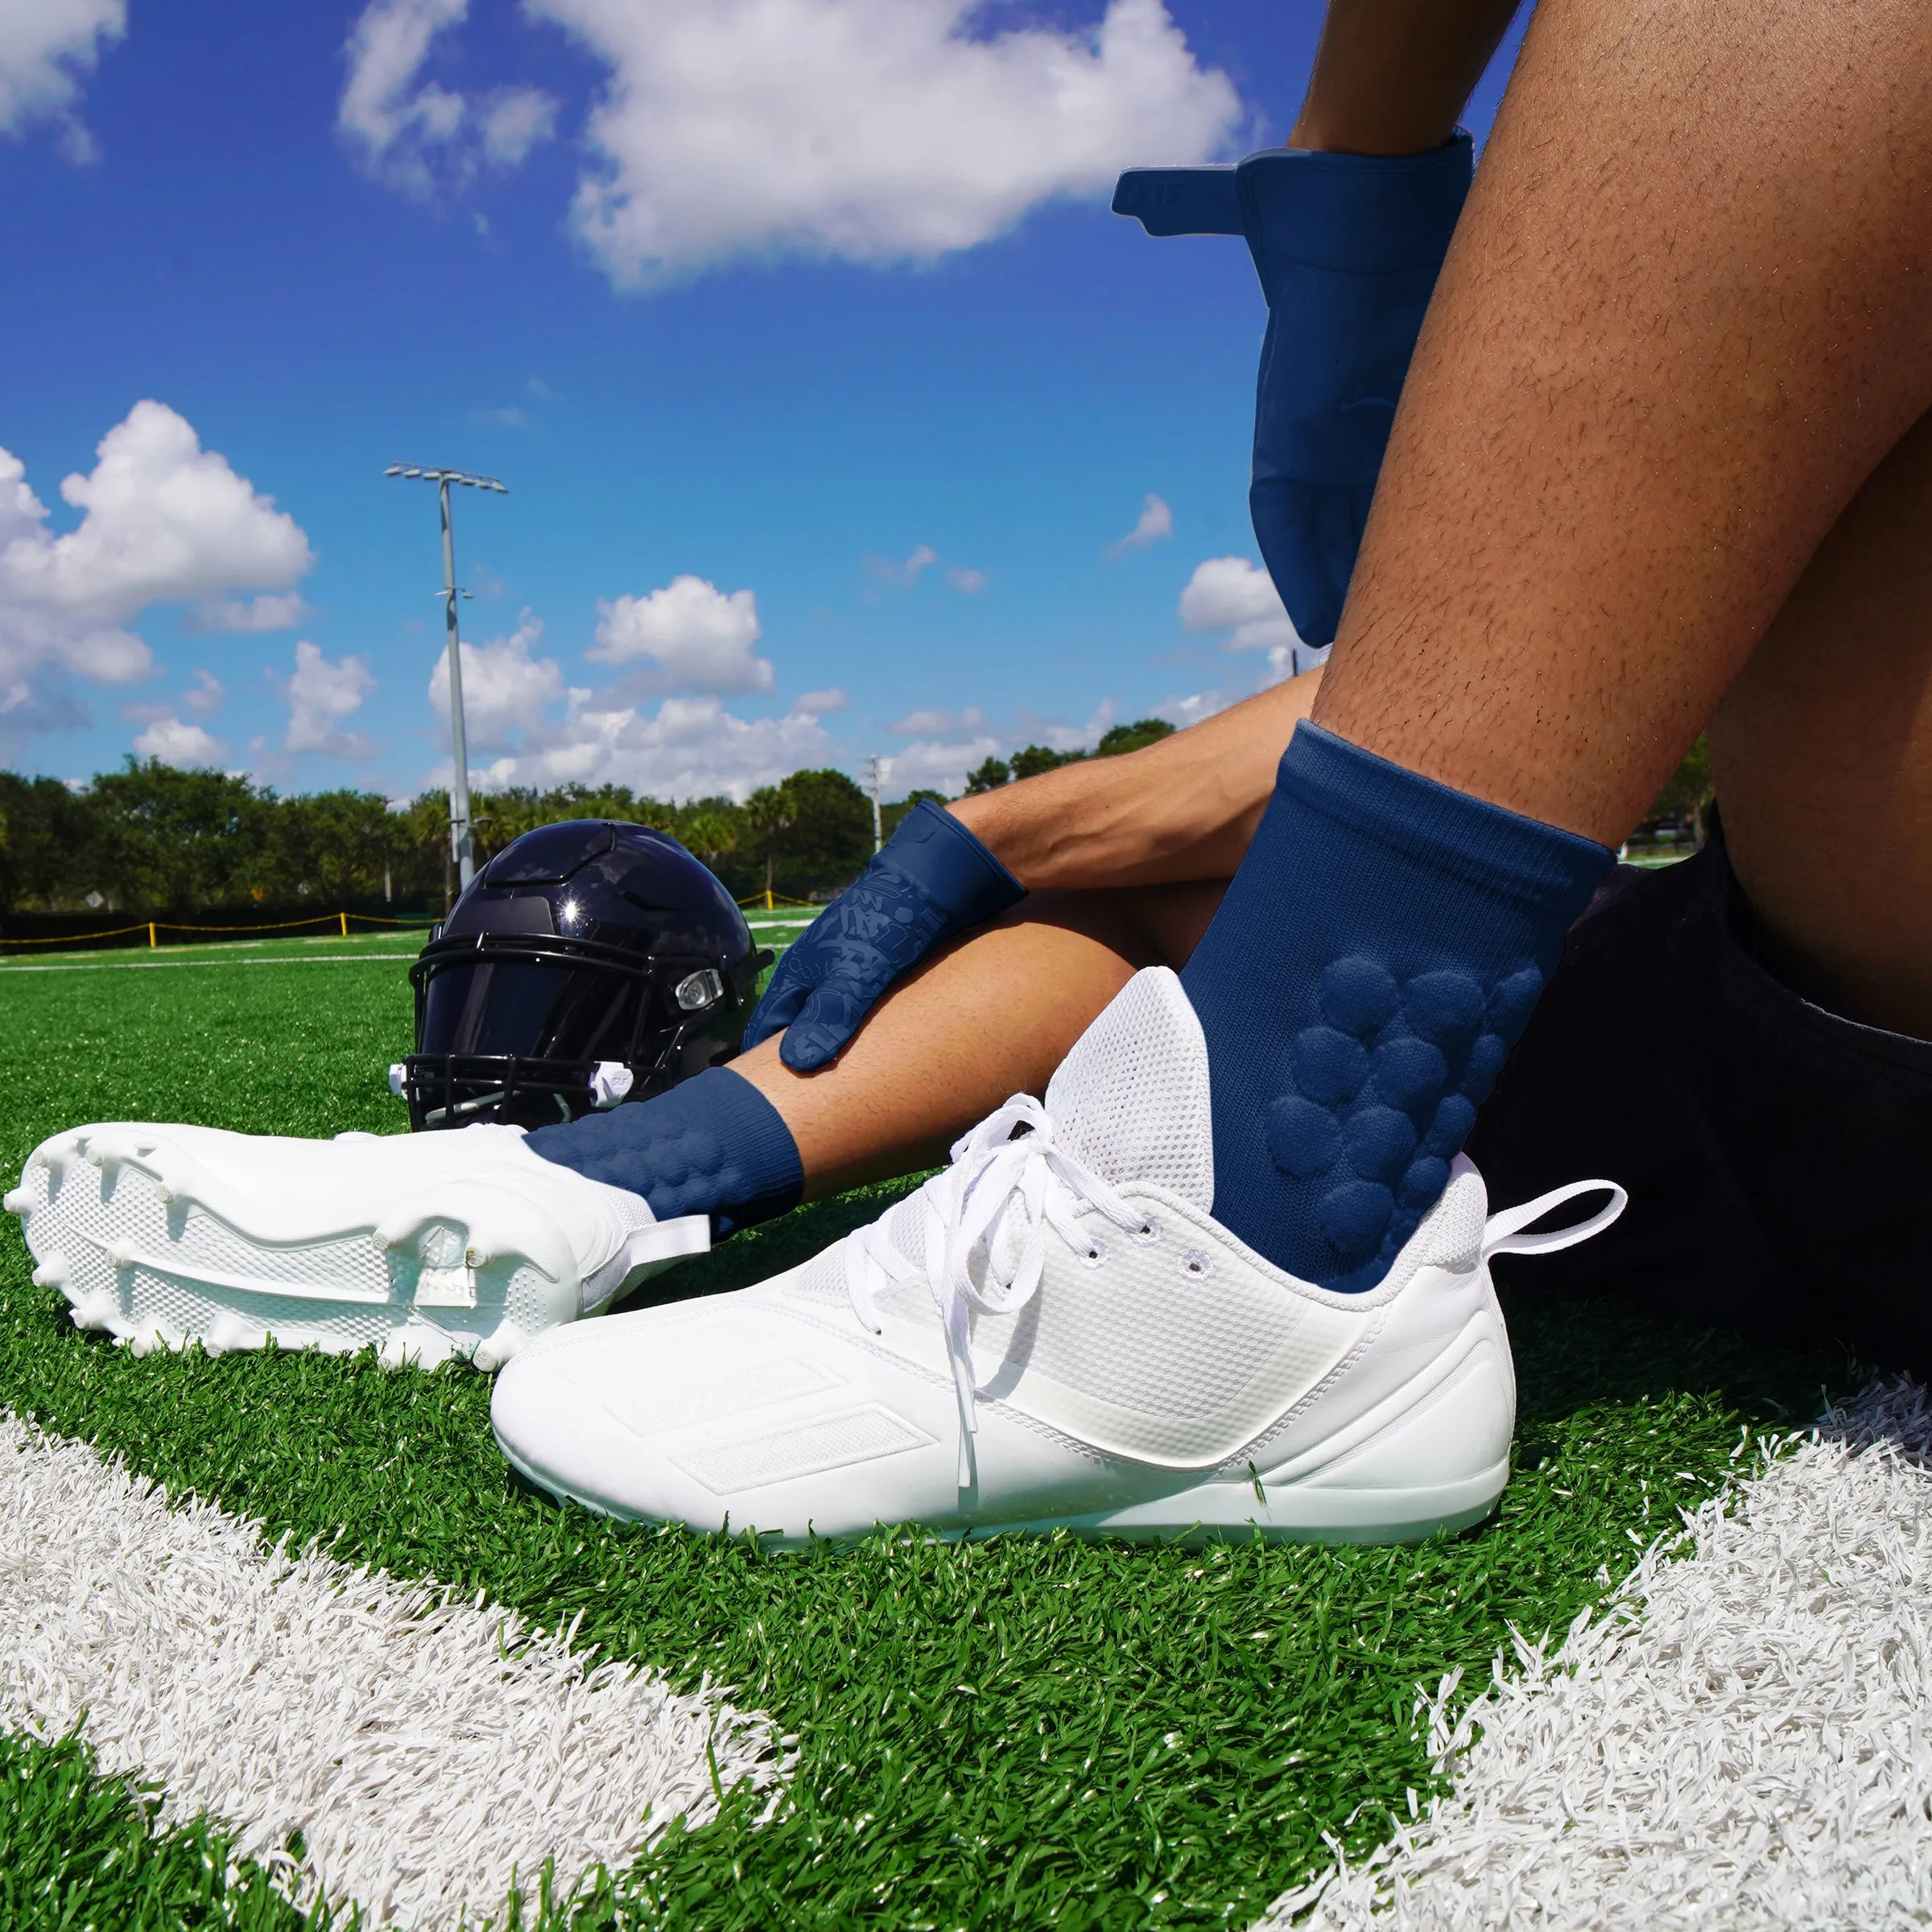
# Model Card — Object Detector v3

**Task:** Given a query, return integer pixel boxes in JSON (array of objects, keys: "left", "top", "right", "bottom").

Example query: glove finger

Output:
[
  {"left": 741, "top": 972, "right": 811, "bottom": 1053},
  {"left": 777, "top": 985, "right": 868, "bottom": 1072},
  {"left": 1249, "top": 478, "right": 1344, "bottom": 648}
]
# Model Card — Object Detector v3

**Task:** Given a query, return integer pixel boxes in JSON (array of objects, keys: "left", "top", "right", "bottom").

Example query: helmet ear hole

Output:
[{"left": 404, "top": 819, "right": 762, "bottom": 1133}]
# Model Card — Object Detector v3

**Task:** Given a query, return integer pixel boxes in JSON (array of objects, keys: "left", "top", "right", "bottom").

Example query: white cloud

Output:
[
  {"left": 195, "top": 591, "right": 307, "bottom": 633},
  {"left": 427, "top": 611, "right": 562, "bottom": 748},
  {"left": 0, "top": 0, "right": 123, "bottom": 154},
  {"left": 132, "top": 715, "right": 226, "bottom": 766},
  {"left": 338, "top": 0, "right": 557, "bottom": 195},
  {"left": 0, "top": 402, "right": 313, "bottom": 753},
  {"left": 287, "top": 639, "right": 376, "bottom": 757},
  {"left": 865, "top": 548, "right": 985, "bottom": 596},
  {"left": 890, "top": 706, "right": 957, "bottom": 736},
  {"left": 790, "top": 687, "right": 848, "bottom": 717},
  {"left": 877, "top": 699, "right": 1117, "bottom": 795},
  {"left": 417, "top": 605, "right": 832, "bottom": 801},
  {"left": 481, "top": 85, "right": 557, "bottom": 165},
  {"left": 182, "top": 668, "right": 224, "bottom": 715},
  {"left": 879, "top": 734, "right": 1005, "bottom": 799},
  {"left": 460, "top": 693, "right": 836, "bottom": 803},
  {"left": 1179, "top": 556, "right": 1331, "bottom": 685},
  {"left": 1108, "top": 491, "right": 1172, "bottom": 556},
  {"left": 338, "top": 0, "right": 465, "bottom": 190},
  {"left": 1023, "top": 697, "right": 1116, "bottom": 755},
  {"left": 1178, "top": 555, "right": 1300, "bottom": 652},
  {"left": 2, "top": 402, "right": 311, "bottom": 625},
  {"left": 588, "top": 576, "right": 773, "bottom": 694},
  {"left": 1154, "top": 688, "right": 1236, "bottom": 729},
  {"left": 865, "top": 544, "right": 939, "bottom": 589},
  {"left": 532, "top": 0, "right": 1241, "bottom": 284}
]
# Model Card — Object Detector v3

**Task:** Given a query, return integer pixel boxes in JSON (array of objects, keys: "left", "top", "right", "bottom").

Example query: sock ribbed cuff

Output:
[{"left": 1278, "top": 724, "right": 1612, "bottom": 911}]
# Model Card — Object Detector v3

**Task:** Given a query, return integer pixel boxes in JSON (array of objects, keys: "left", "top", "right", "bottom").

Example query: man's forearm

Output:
[
  {"left": 1291, "top": 0, "right": 1522, "bottom": 155},
  {"left": 947, "top": 670, "right": 1321, "bottom": 892}
]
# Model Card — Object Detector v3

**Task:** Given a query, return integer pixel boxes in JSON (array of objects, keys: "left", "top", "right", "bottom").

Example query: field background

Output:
[{"left": 0, "top": 930, "right": 1842, "bottom": 1930}]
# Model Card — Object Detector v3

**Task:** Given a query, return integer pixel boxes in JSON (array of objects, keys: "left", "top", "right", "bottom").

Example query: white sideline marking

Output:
[
  {"left": 0, "top": 954, "right": 418, "bottom": 973},
  {"left": 1271, "top": 1377, "right": 1932, "bottom": 1930},
  {"left": 0, "top": 1412, "right": 787, "bottom": 1928}
]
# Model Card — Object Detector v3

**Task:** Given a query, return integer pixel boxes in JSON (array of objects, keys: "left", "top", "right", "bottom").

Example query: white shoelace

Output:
[{"left": 841, "top": 1092, "right": 1148, "bottom": 1486}]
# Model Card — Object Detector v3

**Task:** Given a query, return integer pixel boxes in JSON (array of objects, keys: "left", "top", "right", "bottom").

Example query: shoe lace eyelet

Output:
[
  {"left": 1079, "top": 1238, "right": 1107, "bottom": 1269},
  {"left": 1179, "top": 1249, "right": 1211, "bottom": 1280},
  {"left": 1129, "top": 1220, "right": 1158, "bottom": 1246}
]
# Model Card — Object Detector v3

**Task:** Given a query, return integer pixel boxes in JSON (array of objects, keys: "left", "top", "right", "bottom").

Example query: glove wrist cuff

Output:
[{"left": 881, "top": 799, "right": 1026, "bottom": 927}]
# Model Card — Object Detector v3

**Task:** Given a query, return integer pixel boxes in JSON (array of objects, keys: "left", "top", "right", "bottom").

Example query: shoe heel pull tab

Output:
[{"left": 1481, "top": 1180, "right": 1627, "bottom": 1261}]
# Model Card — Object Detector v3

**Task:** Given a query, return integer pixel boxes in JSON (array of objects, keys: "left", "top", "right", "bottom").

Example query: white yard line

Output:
[
  {"left": 1271, "top": 1377, "right": 1932, "bottom": 1930},
  {"left": 0, "top": 954, "right": 419, "bottom": 973},
  {"left": 0, "top": 1412, "right": 787, "bottom": 1929}
]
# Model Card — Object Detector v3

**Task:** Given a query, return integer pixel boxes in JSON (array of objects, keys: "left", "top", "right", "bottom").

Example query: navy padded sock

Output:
[
  {"left": 1181, "top": 722, "right": 1612, "bottom": 1290},
  {"left": 526, "top": 1066, "right": 803, "bottom": 1237}
]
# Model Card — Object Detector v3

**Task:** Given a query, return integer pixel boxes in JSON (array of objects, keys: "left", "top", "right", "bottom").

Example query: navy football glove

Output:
[
  {"left": 1114, "top": 134, "right": 1472, "bottom": 647},
  {"left": 742, "top": 801, "right": 1025, "bottom": 1072}
]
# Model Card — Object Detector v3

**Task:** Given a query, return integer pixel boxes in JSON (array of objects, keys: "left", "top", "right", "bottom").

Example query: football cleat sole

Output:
[{"left": 10, "top": 1124, "right": 708, "bottom": 1371}]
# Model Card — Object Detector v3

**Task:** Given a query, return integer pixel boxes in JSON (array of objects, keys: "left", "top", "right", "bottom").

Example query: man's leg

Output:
[
  {"left": 530, "top": 880, "right": 1224, "bottom": 1224},
  {"left": 1468, "top": 404, "right": 1932, "bottom": 1369},
  {"left": 1317, "top": 0, "right": 1932, "bottom": 843},
  {"left": 1708, "top": 407, "right": 1932, "bottom": 1038},
  {"left": 731, "top": 883, "right": 1224, "bottom": 1199},
  {"left": 1177, "top": 0, "right": 1932, "bottom": 1291}
]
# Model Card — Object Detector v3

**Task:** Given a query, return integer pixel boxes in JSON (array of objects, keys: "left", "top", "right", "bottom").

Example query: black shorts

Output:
[{"left": 1468, "top": 815, "right": 1932, "bottom": 1374}]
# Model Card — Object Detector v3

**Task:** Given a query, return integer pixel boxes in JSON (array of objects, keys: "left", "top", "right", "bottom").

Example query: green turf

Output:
[
  {"left": 0, "top": 1731, "right": 338, "bottom": 1932},
  {"left": 0, "top": 953, "right": 1847, "bottom": 1930}
]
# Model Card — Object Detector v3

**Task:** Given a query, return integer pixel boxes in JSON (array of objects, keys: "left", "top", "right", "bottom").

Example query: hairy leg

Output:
[
  {"left": 1708, "top": 407, "right": 1932, "bottom": 1038},
  {"left": 1315, "top": 0, "right": 1932, "bottom": 846},
  {"left": 731, "top": 881, "right": 1226, "bottom": 1198}
]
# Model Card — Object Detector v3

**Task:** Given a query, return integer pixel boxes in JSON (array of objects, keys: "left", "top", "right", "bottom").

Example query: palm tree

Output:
[{"left": 742, "top": 785, "right": 795, "bottom": 906}]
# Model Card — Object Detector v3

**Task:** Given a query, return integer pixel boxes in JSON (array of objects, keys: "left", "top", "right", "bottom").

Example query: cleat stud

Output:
[
  {"left": 3, "top": 1187, "right": 31, "bottom": 1216},
  {"left": 464, "top": 1245, "right": 483, "bottom": 1269}
]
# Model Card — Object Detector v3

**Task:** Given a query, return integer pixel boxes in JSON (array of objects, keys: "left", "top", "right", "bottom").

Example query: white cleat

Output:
[
  {"left": 493, "top": 968, "right": 1624, "bottom": 1546},
  {"left": 8, "top": 1120, "right": 709, "bottom": 1370}
]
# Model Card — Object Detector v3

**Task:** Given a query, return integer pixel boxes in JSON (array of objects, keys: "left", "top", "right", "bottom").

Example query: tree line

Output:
[{"left": 0, "top": 717, "right": 1179, "bottom": 918}]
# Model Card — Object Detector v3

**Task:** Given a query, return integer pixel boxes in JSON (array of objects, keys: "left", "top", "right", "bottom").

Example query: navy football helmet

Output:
[{"left": 396, "top": 819, "right": 770, "bottom": 1131}]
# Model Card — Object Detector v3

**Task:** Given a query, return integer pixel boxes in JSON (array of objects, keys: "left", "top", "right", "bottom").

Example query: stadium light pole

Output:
[
  {"left": 865, "top": 754, "right": 885, "bottom": 853},
  {"left": 383, "top": 464, "right": 508, "bottom": 894}
]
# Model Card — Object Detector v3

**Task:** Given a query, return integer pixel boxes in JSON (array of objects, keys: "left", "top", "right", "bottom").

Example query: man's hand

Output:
[
  {"left": 1116, "top": 138, "right": 1472, "bottom": 647},
  {"left": 1115, "top": 0, "right": 1520, "bottom": 644},
  {"left": 743, "top": 802, "right": 1025, "bottom": 1071}
]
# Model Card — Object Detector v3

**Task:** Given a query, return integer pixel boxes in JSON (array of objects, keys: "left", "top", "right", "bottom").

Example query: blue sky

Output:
[{"left": 0, "top": 1, "right": 1525, "bottom": 803}]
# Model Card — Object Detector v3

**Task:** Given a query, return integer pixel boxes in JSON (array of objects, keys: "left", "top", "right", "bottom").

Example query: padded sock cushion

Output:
[
  {"left": 527, "top": 1066, "right": 803, "bottom": 1237},
  {"left": 1182, "top": 722, "right": 1610, "bottom": 1290}
]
